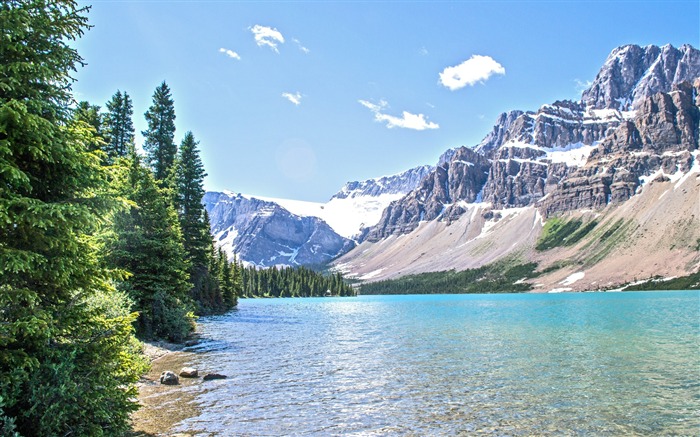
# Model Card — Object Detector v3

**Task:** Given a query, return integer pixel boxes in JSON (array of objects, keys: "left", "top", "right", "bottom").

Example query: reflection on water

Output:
[{"left": 166, "top": 292, "right": 698, "bottom": 436}]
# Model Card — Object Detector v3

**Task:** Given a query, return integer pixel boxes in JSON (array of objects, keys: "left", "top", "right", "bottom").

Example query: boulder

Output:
[
  {"left": 179, "top": 367, "right": 198, "bottom": 378},
  {"left": 160, "top": 371, "right": 179, "bottom": 385}
]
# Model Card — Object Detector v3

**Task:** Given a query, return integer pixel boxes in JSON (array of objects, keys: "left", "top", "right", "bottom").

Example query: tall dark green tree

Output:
[
  {"left": 109, "top": 153, "right": 195, "bottom": 342},
  {"left": 142, "top": 81, "right": 176, "bottom": 183},
  {"left": 0, "top": 1, "right": 147, "bottom": 435},
  {"left": 104, "top": 89, "right": 134, "bottom": 160},
  {"left": 174, "top": 131, "right": 224, "bottom": 311},
  {"left": 175, "top": 132, "right": 210, "bottom": 270}
]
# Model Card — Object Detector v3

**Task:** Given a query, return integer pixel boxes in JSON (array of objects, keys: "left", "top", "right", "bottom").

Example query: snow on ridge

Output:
[
  {"left": 502, "top": 141, "right": 595, "bottom": 168},
  {"left": 226, "top": 192, "right": 405, "bottom": 240},
  {"left": 546, "top": 144, "right": 596, "bottom": 167}
]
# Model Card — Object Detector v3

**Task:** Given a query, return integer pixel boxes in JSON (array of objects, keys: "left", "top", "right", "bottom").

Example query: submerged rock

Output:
[
  {"left": 160, "top": 371, "right": 179, "bottom": 385},
  {"left": 179, "top": 367, "right": 198, "bottom": 378},
  {"left": 202, "top": 373, "right": 227, "bottom": 381}
]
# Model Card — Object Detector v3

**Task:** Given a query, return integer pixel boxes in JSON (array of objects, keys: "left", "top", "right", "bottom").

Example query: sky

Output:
[{"left": 73, "top": 0, "right": 699, "bottom": 202}]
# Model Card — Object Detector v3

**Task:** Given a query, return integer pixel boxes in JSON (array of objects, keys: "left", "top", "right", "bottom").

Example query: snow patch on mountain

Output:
[
  {"left": 254, "top": 192, "right": 405, "bottom": 239},
  {"left": 502, "top": 140, "right": 597, "bottom": 167}
]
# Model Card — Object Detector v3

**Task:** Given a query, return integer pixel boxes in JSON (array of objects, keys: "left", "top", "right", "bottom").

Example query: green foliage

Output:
[
  {"left": 581, "top": 218, "right": 636, "bottom": 266},
  {"left": 622, "top": 272, "right": 700, "bottom": 291},
  {"left": 175, "top": 133, "right": 213, "bottom": 291},
  {"left": 142, "top": 81, "right": 177, "bottom": 183},
  {"left": 74, "top": 101, "right": 104, "bottom": 140},
  {"left": 359, "top": 259, "right": 538, "bottom": 295},
  {"left": 104, "top": 90, "right": 135, "bottom": 161},
  {"left": 109, "top": 154, "right": 195, "bottom": 341},
  {"left": 535, "top": 217, "right": 598, "bottom": 251},
  {"left": 241, "top": 266, "right": 355, "bottom": 298},
  {"left": 172, "top": 133, "right": 236, "bottom": 314},
  {"left": 0, "top": 1, "right": 147, "bottom": 434}
]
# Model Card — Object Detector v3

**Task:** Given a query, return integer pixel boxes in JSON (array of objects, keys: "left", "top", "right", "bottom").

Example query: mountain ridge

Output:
[
  {"left": 204, "top": 165, "right": 432, "bottom": 267},
  {"left": 335, "top": 43, "right": 699, "bottom": 290},
  {"left": 206, "top": 43, "right": 699, "bottom": 290}
]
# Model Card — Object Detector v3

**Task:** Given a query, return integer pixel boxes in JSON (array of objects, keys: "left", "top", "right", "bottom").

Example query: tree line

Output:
[
  {"left": 359, "top": 261, "right": 538, "bottom": 295},
  {"left": 0, "top": 1, "right": 238, "bottom": 434},
  {"left": 240, "top": 266, "right": 355, "bottom": 298}
]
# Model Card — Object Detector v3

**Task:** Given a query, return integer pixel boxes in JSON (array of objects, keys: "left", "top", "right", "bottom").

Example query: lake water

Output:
[{"left": 171, "top": 291, "right": 699, "bottom": 435}]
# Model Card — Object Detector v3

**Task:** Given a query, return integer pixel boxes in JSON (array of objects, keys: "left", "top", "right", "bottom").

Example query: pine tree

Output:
[
  {"left": 0, "top": 1, "right": 147, "bottom": 435},
  {"left": 142, "top": 81, "right": 176, "bottom": 183},
  {"left": 175, "top": 132, "right": 212, "bottom": 279},
  {"left": 104, "top": 90, "right": 135, "bottom": 160},
  {"left": 109, "top": 153, "right": 195, "bottom": 341},
  {"left": 74, "top": 101, "right": 103, "bottom": 137}
]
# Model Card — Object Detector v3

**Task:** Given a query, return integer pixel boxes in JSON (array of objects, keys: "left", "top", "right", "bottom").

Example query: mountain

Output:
[
  {"left": 334, "top": 43, "right": 699, "bottom": 291},
  {"left": 582, "top": 44, "right": 699, "bottom": 110},
  {"left": 204, "top": 192, "right": 355, "bottom": 268},
  {"left": 204, "top": 165, "right": 432, "bottom": 267}
]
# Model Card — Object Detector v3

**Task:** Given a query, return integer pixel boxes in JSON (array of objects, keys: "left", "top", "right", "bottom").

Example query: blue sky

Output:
[{"left": 73, "top": 1, "right": 699, "bottom": 202}]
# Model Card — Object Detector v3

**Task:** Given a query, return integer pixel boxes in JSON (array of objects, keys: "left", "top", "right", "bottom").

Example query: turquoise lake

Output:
[{"left": 172, "top": 291, "right": 699, "bottom": 435}]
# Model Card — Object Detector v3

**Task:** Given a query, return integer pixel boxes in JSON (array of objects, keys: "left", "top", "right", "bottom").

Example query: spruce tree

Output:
[
  {"left": 0, "top": 1, "right": 147, "bottom": 434},
  {"left": 104, "top": 89, "right": 135, "bottom": 160},
  {"left": 142, "top": 81, "right": 176, "bottom": 183},
  {"left": 74, "top": 101, "right": 103, "bottom": 136},
  {"left": 175, "top": 132, "right": 211, "bottom": 273},
  {"left": 110, "top": 153, "right": 195, "bottom": 341}
]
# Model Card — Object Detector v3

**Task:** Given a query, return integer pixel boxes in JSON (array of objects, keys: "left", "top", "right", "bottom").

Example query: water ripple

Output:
[{"left": 173, "top": 292, "right": 700, "bottom": 436}]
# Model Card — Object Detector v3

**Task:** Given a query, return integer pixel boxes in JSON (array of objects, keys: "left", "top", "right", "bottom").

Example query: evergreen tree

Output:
[
  {"left": 104, "top": 90, "right": 135, "bottom": 160},
  {"left": 0, "top": 1, "right": 147, "bottom": 435},
  {"left": 175, "top": 132, "right": 211, "bottom": 277},
  {"left": 74, "top": 101, "right": 103, "bottom": 136},
  {"left": 142, "top": 81, "right": 176, "bottom": 183},
  {"left": 109, "top": 153, "right": 195, "bottom": 341}
]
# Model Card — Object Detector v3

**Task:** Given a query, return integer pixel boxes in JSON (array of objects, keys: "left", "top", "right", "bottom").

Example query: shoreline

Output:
[{"left": 130, "top": 339, "right": 202, "bottom": 436}]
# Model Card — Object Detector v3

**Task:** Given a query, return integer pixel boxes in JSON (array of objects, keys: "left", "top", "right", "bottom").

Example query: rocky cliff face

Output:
[
  {"left": 366, "top": 147, "right": 490, "bottom": 241},
  {"left": 361, "top": 44, "right": 699, "bottom": 241},
  {"left": 542, "top": 79, "right": 700, "bottom": 216},
  {"left": 203, "top": 192, "right": 354, "bottom": 267}
]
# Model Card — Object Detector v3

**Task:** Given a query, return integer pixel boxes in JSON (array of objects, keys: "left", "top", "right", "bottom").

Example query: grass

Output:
[{"left": 535, "top": 217, "right": 598, "bottom": 251}]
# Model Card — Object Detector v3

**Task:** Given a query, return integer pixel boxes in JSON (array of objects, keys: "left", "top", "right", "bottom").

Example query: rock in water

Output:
[
  {"left": 179, "top": 367, "right": 198, "bottom": 378},
  {"left": 160, "top": 371, "right": 179, "bottom": 385},
  {"left": 202, "top": 373, "right": 227, "bottom": 381}
]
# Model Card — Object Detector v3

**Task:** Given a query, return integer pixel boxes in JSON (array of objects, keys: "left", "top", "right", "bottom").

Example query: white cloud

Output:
[
  {"left": 358, "top": 99, "right": 388, "bottom": 113},
  {"left": 293, "top": 38, "right": 310, "bottom": 54},
  {"left": 575, "top": 78, "right": 593, "bottom": 93},
  {"left": 358, "top": 99, "right": 439, "bottom": 131},
  {"left": 219, "top": 47, "right": 241, "bottom": 60},
  {"left": 282, "top": 92, "right": 303, "bottom": 106},
  {"left": 419, "top": 46, "right": 429, "bottom": 56},
  {"left": 439, "top": 55, "right": 505, "bottom": 90},
  {"left": 250, "top": 24, "right": 285, "bottom": 52}
]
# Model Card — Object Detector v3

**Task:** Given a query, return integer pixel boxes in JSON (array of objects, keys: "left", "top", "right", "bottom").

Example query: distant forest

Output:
[
  {"left": 241, "top": 266, "right": 355, "bottom": 297},
  {"left": 360, "top": 261, "right": 538, "bottom": 295}
]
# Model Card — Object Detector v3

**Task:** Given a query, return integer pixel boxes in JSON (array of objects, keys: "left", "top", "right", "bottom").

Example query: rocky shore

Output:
[{"left": 130, "top": 339, "right": 209, "bottom": 436}]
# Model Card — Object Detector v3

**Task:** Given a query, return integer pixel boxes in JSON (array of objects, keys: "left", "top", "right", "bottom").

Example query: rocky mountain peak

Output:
[
  {"left": 581, "top": 43, "right": 700, "bottom": 111},
  {"left": 331, "top": 165, "right": 433, "bottom": 200},
  {"left": 474, "top": 110, "right": 526, "bottom": 156},
  {"left": 365, "top": 147, "right": 491, "bottom": 242}
]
